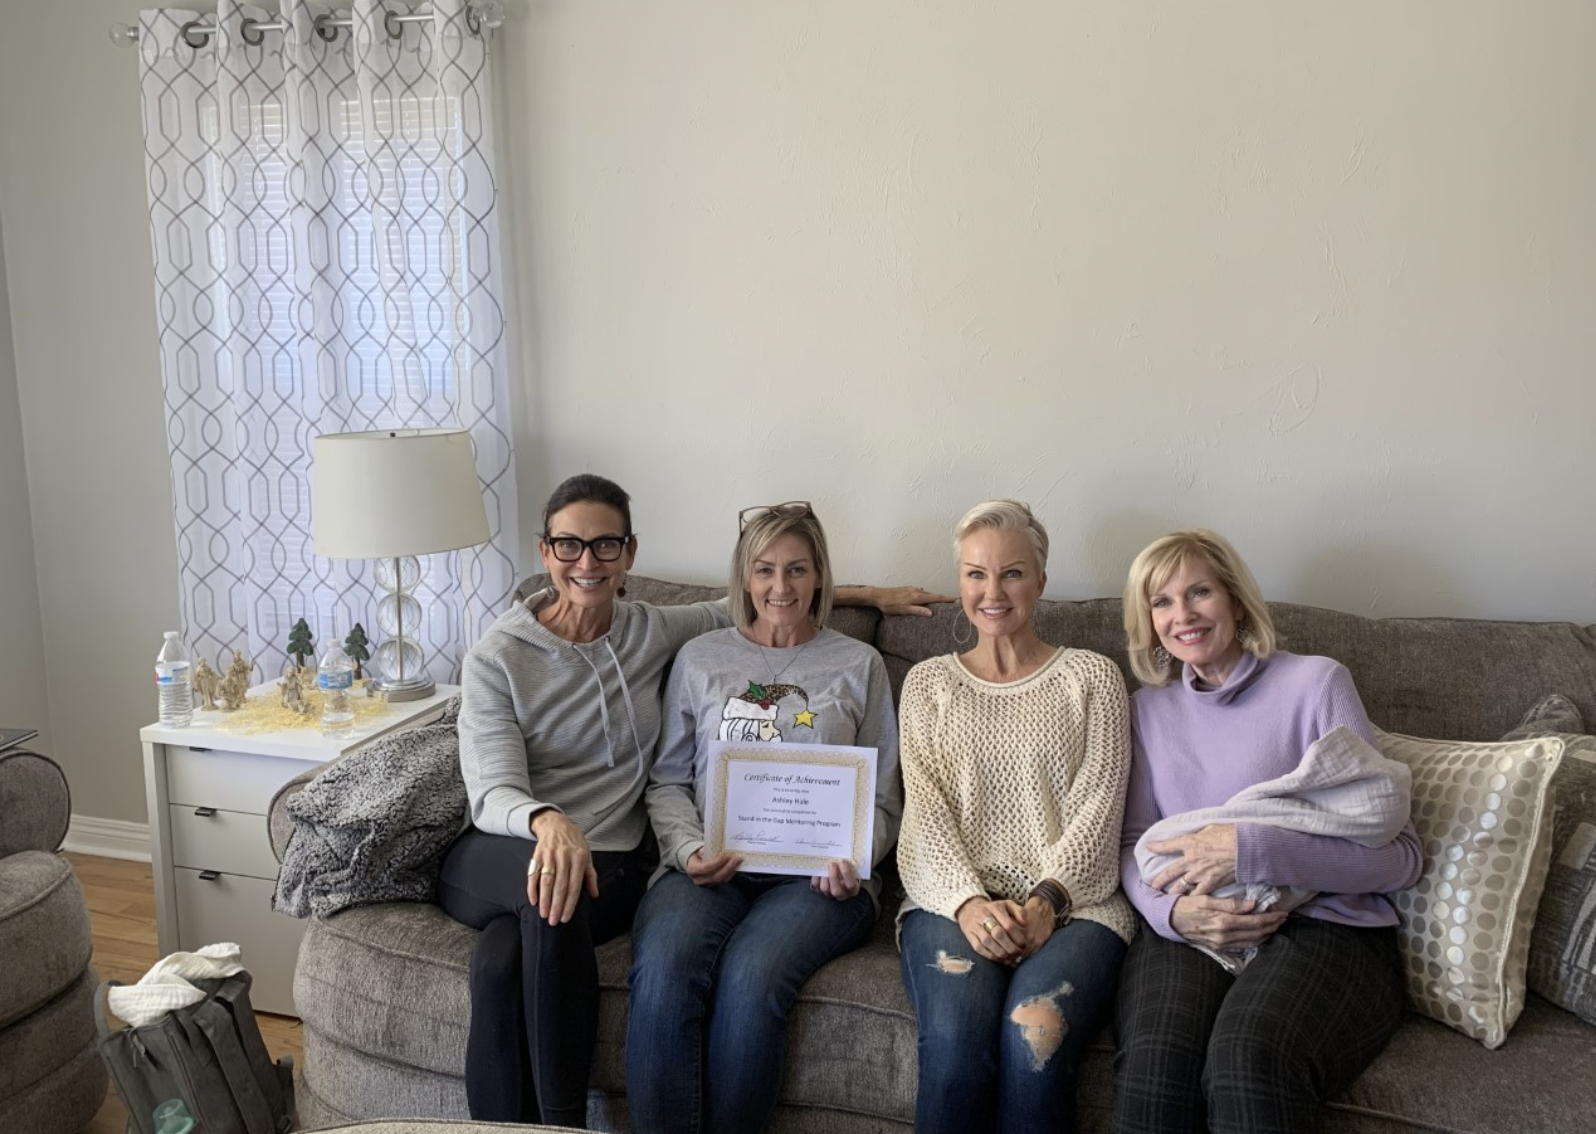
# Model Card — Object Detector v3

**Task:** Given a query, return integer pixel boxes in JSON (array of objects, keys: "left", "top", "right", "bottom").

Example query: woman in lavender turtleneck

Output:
[{"left": 1110, "top": 529, "right": 1422, "bottom": 1134}]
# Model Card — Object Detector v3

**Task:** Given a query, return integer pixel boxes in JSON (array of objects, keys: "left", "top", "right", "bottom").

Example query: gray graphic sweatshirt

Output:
[{"left": 646, "top": 626, "right": 903, "bottom": 902}]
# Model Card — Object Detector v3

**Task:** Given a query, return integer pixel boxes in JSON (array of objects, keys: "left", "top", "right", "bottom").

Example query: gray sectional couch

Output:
[
  {"left": 269, "top": 576, "right": 1596, "bottom": 1133},
  {"left": 0, "top": 749, "right": 108, "bottom": 1133}
]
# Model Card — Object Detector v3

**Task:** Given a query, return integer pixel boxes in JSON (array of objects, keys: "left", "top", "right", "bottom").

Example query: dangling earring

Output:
[
  {"left": 1153, "top": 645, "right": 1172, "bottom": 670},
  {"left": 618, "top": 572, "right": 628, "bottom": 599},
  {"left": 952, "top": 609, "right": 975, "bottom": 648}
]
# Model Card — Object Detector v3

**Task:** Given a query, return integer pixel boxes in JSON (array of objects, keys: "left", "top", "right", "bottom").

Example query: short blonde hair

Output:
[
  {"left": 730, "top": 508, "right": 834, "bottom": 631},
  {"left": 953, "top": 500, "right": 1049, "bottom": 571},
  {"left": 1122, "top": 528, "right": 1276, "bottom": 687}
]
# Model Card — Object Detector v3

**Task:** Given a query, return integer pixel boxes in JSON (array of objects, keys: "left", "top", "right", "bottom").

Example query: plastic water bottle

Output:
[
  {"left": 153, "top": 1098, "right": 195, "bottom": 1134},
  {"left": 318, "top": 638, "right": 355, "bottom": 738},
  {"left": 155, "top": 632, "right": 193, "bottom": 728}
]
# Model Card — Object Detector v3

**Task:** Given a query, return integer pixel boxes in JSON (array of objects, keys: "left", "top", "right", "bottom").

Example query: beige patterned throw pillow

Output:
[{"left": 1375, "top": 729, "right": 1566, "bottom": 1048}]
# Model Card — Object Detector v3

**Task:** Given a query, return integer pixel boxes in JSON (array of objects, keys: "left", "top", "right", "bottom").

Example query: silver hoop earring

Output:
[
  {"left": 1153, "top": 645, "right": 1172, "bottom": 670},
  {"left": 952, "top": 610, "right": 975, "bottom": 648}
]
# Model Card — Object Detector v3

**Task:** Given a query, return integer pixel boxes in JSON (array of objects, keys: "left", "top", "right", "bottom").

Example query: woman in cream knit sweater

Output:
[{"left": 897, "top": 500, "right": 1134, "bottom": 1134}]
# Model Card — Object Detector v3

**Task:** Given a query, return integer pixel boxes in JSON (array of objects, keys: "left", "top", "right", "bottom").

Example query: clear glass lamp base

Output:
[{"left": 366, "top": 674, "right": 436, "bottom": 702}]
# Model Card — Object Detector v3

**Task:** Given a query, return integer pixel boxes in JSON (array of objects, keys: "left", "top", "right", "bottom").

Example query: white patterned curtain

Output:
[{"left": 136, "top": 0, "right": 517, "bottom": 684}]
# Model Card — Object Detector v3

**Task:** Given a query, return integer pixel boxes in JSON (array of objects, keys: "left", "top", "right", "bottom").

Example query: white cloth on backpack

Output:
[{"left": 105, "top": 942, "right": 245, "bottom": 1026}]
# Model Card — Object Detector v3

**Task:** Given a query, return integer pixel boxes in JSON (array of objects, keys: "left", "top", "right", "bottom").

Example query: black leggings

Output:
[{"left": 436, "top": 828, "right": 648, "bottom": 1126}]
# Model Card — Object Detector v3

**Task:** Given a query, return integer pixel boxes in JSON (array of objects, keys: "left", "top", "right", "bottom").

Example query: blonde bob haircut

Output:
[
  {"left": 1122, "top": 528, "right": 1277, "bottom": 687},
  {"left": 953, "top": 499, "right": 1049, "bottom": 571},
  {"left": 730, "top": 507, "right": 835, "bottom": 632}
]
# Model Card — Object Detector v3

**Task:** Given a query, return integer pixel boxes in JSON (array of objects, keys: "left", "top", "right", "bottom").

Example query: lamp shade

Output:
[{"left": 311, "top": 429, "right": 491, "bottom": 559}]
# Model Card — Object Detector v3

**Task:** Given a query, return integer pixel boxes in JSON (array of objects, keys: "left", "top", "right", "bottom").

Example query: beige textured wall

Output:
[
  {"left": 0, "top": 220, "right": 52, "bottom": 757},
  {"left": 0, "top": 0, "right": 180, "bottom": 825},
  {"left": 0, "top": 1, "right": 1592, "bottom": 827},
  {"left": 499, "top": 2, "right": 1595, "bottom": 617}
]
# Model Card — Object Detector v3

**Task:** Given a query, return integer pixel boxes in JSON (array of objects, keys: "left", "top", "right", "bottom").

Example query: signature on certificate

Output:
[
  {"left": 795, "top": 836, "right": 846, "bottom": 852},
  {"left": 728, "top": 830, "right": 781, "bottom": 846}
]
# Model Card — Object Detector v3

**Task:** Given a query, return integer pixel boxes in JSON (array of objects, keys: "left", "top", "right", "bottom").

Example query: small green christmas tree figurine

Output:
[
  {"left": 344, "top": 623, "right": 371, "bottom": 680},
  {"left": 287, "top": 618, "right": 316, "bottom": 669}
]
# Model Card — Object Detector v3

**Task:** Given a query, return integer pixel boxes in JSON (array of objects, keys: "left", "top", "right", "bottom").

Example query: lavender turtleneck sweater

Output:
[{"left": 1120, "top": 650, "right": 1423, "bottom": 942}]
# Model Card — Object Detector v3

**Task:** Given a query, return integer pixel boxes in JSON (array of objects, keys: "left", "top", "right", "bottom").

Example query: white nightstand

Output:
[{"left": 140, "top": 682, "right": 460, "bottom": 1015}]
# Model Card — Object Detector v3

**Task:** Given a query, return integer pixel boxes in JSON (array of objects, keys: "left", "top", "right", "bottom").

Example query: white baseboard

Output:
[{"left": 64, "top": 814, "right": 150, "bottom": 861}]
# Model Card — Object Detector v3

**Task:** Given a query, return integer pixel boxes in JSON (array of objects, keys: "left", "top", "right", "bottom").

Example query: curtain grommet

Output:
[
  {"left": 239, "top": 18, "right": 266, "bottom": 48},
  {"left": 179, "top": 19, "right": 212, "bottom": 50},
  {"left": 383, "top": 9, "right": 405, "bottom": 40}
]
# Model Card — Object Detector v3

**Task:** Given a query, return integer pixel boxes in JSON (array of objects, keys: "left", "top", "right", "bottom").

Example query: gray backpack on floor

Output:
[{"left": 95, "top": 971, "right": 294, "bottom": 1134}]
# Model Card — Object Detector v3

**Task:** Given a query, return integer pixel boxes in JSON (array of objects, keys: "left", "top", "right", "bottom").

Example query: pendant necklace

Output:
[{"left": 751, "top": 632, "right": 815, "bottom": 685}]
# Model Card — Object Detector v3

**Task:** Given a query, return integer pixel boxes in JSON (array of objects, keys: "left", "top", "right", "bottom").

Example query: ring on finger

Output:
[{"left": 982, "top": 917, "right": 997, "bottom": 932}]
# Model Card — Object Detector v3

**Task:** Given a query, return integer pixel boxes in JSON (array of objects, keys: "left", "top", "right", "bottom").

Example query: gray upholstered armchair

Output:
[{"left": 0, "top": 748, "right": 108, "bottom": 1131}]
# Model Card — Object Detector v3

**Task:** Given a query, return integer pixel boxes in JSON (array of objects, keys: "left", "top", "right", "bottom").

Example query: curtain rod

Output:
[{"left": 109, "top": 2, "right": 504, "bottom": 48}]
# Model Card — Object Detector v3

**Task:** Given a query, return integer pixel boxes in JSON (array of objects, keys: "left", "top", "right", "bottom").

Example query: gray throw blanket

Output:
[
  {"left": 273, "top": 697, "right": 470, "bottom": 918},
  {"left": 1135, "top": 725, "right": 1411, "bottom": 973}
]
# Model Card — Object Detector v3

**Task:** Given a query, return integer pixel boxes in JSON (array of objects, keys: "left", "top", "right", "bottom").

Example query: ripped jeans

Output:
[{"left": 899, "top": 909, "right": 1126, "bottom": 1134}]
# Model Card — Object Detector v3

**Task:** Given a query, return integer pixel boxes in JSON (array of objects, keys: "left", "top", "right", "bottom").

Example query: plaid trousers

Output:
[{"left": 1111, "top": 915, "right": 1403, "bottom": 1134}]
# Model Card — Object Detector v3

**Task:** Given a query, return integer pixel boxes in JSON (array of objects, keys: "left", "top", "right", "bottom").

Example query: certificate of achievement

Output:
[{"left": 704, "top": 740, "right": 878, "bottom": 878}]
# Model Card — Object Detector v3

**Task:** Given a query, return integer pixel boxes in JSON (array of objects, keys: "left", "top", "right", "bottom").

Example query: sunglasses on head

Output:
[{"left": 737, "top": 501, "right": 814, "bottom": 532}]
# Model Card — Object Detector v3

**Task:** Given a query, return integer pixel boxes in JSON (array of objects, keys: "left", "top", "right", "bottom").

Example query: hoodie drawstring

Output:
[
  {"left": 571, "top": 638, "right": 647, "bottom": 769},
  {"left": 603, "top": 638, "right": 647, "bottom": 763},
  {"left": 572, "top": 649, "right": 618, "bottom": 767}
]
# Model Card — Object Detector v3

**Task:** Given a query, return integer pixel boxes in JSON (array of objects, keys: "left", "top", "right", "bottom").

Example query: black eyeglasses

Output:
[
  {"left": 543, "top": 534, "right": 632, "bottom": 562},
  {"left": 737, "top": 501, "right": 813, "bottom": 531}
]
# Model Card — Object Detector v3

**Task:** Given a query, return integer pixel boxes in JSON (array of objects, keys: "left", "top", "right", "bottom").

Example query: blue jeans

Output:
[
  {"left": 899, "top": 909, "right": 1127, "bottom": 1134},
  {"left": 626, "top": 870, "right": 876, "bottom": 1134}
]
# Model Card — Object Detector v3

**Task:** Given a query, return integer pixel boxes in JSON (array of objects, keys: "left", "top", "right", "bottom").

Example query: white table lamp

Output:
[{"left": 311, "top": 428, "right": 490, "bottom": 700}]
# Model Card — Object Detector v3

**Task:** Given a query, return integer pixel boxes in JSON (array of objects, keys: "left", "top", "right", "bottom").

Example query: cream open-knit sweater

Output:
[{"left": 896, "top": 648, "right": 1136, "bottom": 944}]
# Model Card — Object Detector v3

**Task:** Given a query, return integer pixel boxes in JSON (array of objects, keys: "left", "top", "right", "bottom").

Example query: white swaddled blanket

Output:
[{"left": 1135, "top": 724, "right": 1410, "bottom": 973}]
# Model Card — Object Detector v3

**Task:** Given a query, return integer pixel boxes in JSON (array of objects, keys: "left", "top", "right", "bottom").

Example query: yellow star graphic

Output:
[{"left": 793, "top": 708, "right": 816, "bottom": 728}]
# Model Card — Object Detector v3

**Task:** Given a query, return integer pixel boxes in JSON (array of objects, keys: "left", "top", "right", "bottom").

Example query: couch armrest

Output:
[
  {"left": 0, "top": 749, "right": 70, "bottom": 857},
  {"left": 268, "top": 764, "right": 322, "bottom": 863}
]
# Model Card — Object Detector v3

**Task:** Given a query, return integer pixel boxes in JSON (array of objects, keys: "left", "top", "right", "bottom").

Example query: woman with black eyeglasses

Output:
[
  {"left": 624, "top": 502, "right": 903, "bottom": 1134},
  {"left": 438, "top": 475, "right": 947, "bottom": 1127}
]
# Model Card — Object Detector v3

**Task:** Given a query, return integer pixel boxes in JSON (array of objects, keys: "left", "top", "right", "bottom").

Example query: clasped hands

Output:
[
  {"left": 686, "top": 848, "right": 862, "bottom": 901},
  {"left": 955, "top": 894, "right": 1057, "bottom": 966},
  {"left": 1147, "top": 822, "right": 1286, "bottom": 952}
]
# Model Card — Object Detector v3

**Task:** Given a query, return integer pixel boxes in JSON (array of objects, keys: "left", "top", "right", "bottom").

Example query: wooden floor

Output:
[{"left": 68, "top": 853, "right": 304, "bottom": 1134}]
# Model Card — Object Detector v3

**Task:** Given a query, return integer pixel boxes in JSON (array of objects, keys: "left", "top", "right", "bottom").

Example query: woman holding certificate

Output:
[
  {"left": 896, "top": 500, "right": 1135, "bottom": 1134},
  {"left": 625, "top": 502, "right": 904, "bottom": 1134},
  {"left": 445, "top": 477, "right": 940, "bottom": 1126}
]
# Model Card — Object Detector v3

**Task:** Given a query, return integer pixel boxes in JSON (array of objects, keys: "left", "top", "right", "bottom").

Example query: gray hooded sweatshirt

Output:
[{"left": 458, "top": 588, "right": 729, "bottom": 851}]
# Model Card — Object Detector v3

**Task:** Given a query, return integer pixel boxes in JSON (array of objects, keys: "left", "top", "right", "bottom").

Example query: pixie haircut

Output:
[
  {"left": 730, "top": 508, "right": 835, "bottom": 632},
  {"left": 1122, "top": 528, "right": 1276, "bottom": 687},
  {"left": 953, "top": 499, "right": 1049, "bottom": 571}
]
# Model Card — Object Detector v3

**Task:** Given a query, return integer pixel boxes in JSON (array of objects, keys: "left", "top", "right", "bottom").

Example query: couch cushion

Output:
[
  {"left": 0, "top": 968, "right": 100, "bottom": 1099},
  {"left": 0, "top": 852, "right": 93, "bottom": 1027},
  {"left": 294, "top": 905, "right": 473, "bottom": 1076},
  {"left": 1502, "top": 693, "right": 1585, "bottom": 741},
  {"left": 1528, "top": 738, "right": 1596, "bottom": 1026},
  {"left": 296, "top": 889, "right": 1596, "bottom": 1134},
  {"left": 1377, "top": 730, "right": 1563, "bottom": 1047},
  {"left": 0, "top": 1040, "right": 109, "bottom": 1134},
  {"left": 0, "top": 751, "right": 70, "bottom": 857},
  {"left": 1333, "top": 996, "right": 1596, "bottom": 1133}
]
